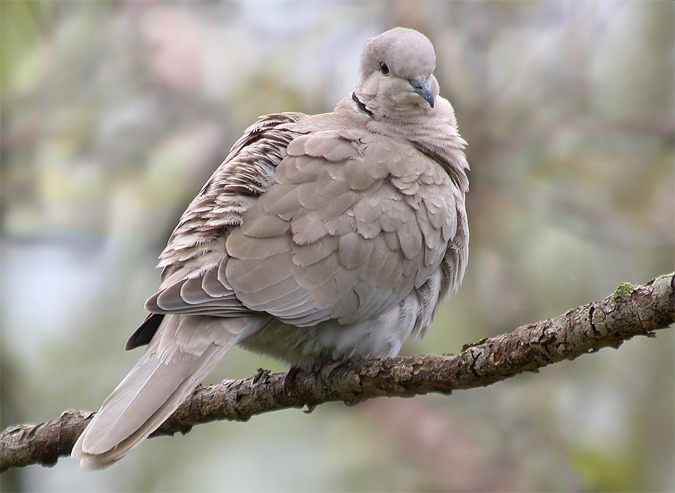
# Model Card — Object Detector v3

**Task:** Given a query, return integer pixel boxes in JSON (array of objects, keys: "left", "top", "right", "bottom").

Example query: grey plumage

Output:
[{"left": 72, "top": 27, "right": 469, "bottom": 469}]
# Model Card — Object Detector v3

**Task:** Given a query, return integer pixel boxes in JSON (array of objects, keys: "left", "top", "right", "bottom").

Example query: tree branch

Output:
[{"left": 2, "top": 273, "right": 673, "bottom": 472}]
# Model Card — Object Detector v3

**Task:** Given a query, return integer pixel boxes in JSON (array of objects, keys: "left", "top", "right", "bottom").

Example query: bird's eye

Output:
[{"left": 380, "top": 62, "right": 390, "bottom": 76}]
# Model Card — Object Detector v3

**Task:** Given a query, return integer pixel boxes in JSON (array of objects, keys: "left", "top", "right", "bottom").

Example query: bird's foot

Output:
[
  {"left": 283, "top": 366, "right": 301, "bottom": 396},
  {"left": 318, "top": 360, "right": 349, "bottom": 386}
]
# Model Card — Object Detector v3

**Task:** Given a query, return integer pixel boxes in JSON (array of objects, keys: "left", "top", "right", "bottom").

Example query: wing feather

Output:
[{"left": 142, "top": 126, "right": 458, "bottom": 335}]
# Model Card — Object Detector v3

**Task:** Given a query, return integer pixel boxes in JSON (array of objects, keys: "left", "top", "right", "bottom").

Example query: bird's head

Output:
[{"left": 353, "top": 27, "right": 439, "bottom": 121}]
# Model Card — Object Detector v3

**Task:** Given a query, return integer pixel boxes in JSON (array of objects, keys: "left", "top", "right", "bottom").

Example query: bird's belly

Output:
[{"left": 238, "top": 292, "right": 420, "bottom": 369}]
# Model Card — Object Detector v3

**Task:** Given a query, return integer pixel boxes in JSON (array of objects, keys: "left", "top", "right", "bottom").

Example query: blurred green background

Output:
[{"left": 1, "top": 1, "right": 673, "bottom": 491}]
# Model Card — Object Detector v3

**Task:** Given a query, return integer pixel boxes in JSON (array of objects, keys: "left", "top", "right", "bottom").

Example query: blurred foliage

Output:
[{"left": 1, "top": 1, "right": 673, "bottom": 492}]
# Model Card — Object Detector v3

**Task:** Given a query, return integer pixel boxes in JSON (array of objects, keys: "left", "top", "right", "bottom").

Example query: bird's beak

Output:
[{"left": 409, "top": 79, "right": 434, "bottom": 108}]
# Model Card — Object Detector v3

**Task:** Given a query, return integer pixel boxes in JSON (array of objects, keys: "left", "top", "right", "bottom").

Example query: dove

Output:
[{"left": 72, "top": 27, "right": 469, "bottom": 469}]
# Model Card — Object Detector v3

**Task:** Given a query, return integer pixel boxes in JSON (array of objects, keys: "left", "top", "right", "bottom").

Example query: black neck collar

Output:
[{"left": 352, "top": 92, "right": 374, "bottom": 118}]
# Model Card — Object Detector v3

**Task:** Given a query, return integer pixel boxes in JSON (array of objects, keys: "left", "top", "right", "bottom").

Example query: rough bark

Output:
[{"left": 1, "top": 272, "right": 673, "bottom": 472}]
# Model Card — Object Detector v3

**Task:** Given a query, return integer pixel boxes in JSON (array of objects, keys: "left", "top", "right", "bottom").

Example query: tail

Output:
[{"left": 72, "top": 314, "right": 250, "bottom": 470}]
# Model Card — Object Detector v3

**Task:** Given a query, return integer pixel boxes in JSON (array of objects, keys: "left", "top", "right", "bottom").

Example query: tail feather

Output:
[{"left": 72, "top": 315, "right": 246, "bottom": 470}]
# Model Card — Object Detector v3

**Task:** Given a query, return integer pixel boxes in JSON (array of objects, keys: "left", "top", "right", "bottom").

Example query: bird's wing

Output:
[
  {"left": 127, "top": 113, "right": 305, "bottom": 349},
  {"left": 145, "top": 128, "right": 458, "bottom": 328}
]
